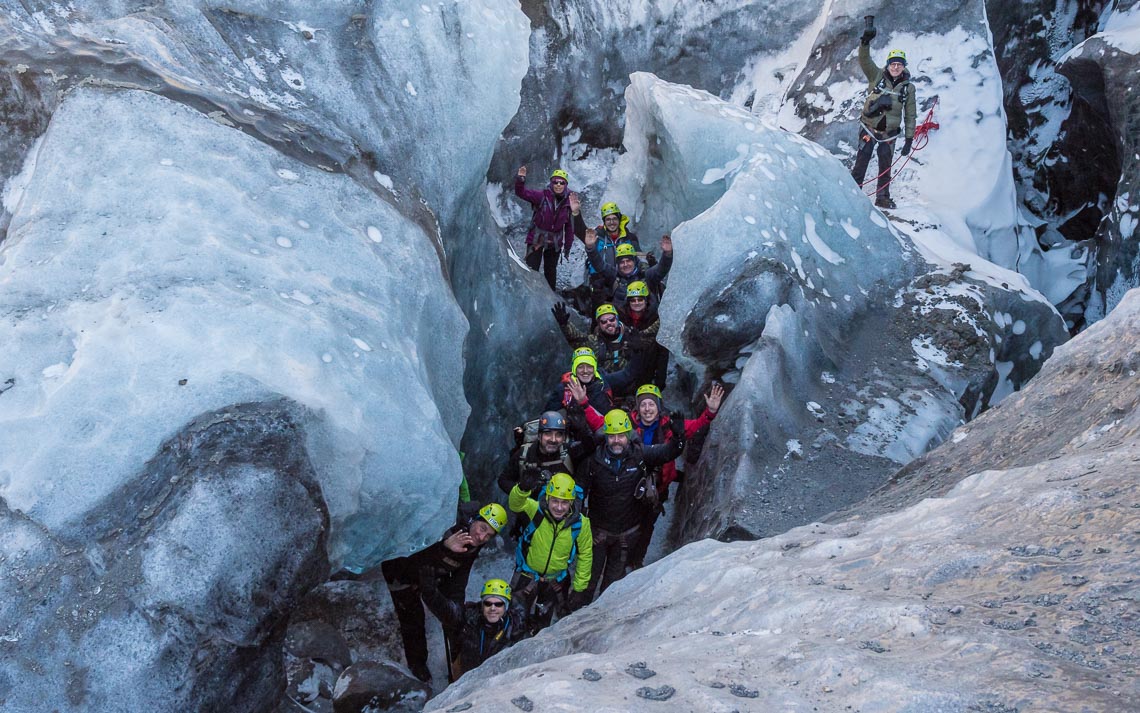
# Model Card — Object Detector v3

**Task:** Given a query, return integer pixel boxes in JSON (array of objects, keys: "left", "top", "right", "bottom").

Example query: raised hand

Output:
[
  {"left": 660, "top": 234, "right": 673, "bottom": 254},
  {"left": 569, "top": 192, "right": 581, "bottom": 215},
  {"left": 518, "top": 467, "right": 542, "bottom": 494},
  {"left": 443, "top": 530, "right": 475, "bottom": 553},
  {"left": 705, "top": 382, "right": 725, "bottom": 414},
  {"left": 552, "top": 302, "right": 570, "bottom": 326},
  {"left": 517, "top": 165, "right": 527, "bottom": 178},
  {"left": 584, "top": 228, "right": 598, "bottom": 250},
  {"left": 567, "top": 375, "right": 588, "bottom": 405}
]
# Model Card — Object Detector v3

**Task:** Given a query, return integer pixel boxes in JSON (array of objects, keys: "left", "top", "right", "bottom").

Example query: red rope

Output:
[{"left": 859, "top": 98, "right": 940, "bottom": 196}]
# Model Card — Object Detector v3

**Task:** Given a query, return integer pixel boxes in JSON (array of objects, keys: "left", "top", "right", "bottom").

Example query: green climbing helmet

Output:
[
  {"left": 571, "top": 346, "right": 597, "bottom": 373},
  {"left": 626, "top": 281, "right": 650, "bottom": 298},
  {"left": 478, "top": 503, "right": 507, "bottom": 534},
  {"left": 603, "top": 409, "right": 634, "bottom": 435},
  {"left": 544, "top": 472, "right": 578, "bottom": 501},
  {"left": 595, "top": 303, "right": 619, "bottom": 320},
  {"left": 601, "top": 202, "right": 621, "bottom": 218},
  {"left": 481, "top": 578, "right": 512, "bottom": 603},
  {"left": 615, "top": 243, "right": 637, "bottom": 260},
  {"left": 886, "top": 49, "right": 906, "bottom": 66},
  {"left": 550, "top": 169, "right": 569, "bottom": 181}
]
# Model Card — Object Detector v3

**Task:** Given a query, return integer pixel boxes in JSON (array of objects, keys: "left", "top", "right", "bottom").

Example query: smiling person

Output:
[
  {"left": 508, "top": 472, "right": 594, "bottom": 635},
  {"left": 573, "top": 409, "right": 684, "bottom": 599},
  {"left": 514, "top": 165, "right": 576, "bottom": 289},
  {"left": 419, "top": 576, "right": 526, "bottom": 678},
  {"left": 545, "top": 348, "right": 614, "bottom": 441},
  {"left": 585, "top": 229, "right": 672, "bottom": 312},
  {"left": 552, "top": 301, "right": 634, "bottom": 377},
  {"left": 623, "top": 382, "right": 724, "bottom": 570},
  {"left": 572, "top": 199, "right": 643, "bottom": 305},
  {"left": 380, "top": 501, "right": 507, "bottom": 683},
  {"left": 850, "top": 19, "right": 916, "bottom": 210}
]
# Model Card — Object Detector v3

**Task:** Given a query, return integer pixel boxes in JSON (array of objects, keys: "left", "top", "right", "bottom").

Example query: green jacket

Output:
[
  {"left": 508, "top": 485, "right": 593, "bottom": 593},
  {"left": 858, "top": 43, "right": 916, "bottom": 140}
]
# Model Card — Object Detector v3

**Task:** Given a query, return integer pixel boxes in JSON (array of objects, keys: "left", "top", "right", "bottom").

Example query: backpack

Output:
[{"left": 515, "top": 494, "right": 584, "bottom": 582}]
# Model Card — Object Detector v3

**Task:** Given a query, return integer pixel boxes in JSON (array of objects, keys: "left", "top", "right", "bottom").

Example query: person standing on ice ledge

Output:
[
  {"left": 850, "top": 16, "right": 916, "bottom": 210},
  {"left": 515, "top": 165, "right": 575, "bottom": 289}
]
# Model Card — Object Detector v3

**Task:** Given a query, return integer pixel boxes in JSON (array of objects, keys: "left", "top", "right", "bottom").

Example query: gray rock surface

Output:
[
  {"left": 0, "top": 403, "right": 328, "bottom": 713},
  {"left": 1059, "top": 2, "right": 1140, "bottom": 321},
  {"left": 331, "top": 661, "right": 428, "bottom": 713},
  {"left": 424, "top": 289, "right": 1140, "bottom": 713}
]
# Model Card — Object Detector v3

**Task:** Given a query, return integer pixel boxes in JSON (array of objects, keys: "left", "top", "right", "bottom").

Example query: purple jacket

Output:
[{"left": 515, "top": 175, "right": 574, "bottom": 254}]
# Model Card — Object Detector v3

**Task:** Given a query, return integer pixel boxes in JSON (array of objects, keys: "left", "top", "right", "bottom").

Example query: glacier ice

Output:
[
  {"left": 0, "top": 87, "right": 468, "bottom": 571},
  {"left": 606, "top": 73, "right": 1068, "bottom": 542}
]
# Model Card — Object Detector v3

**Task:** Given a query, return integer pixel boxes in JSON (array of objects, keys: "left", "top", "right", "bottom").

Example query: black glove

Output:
[
  {"left": 901, "top": 138, "right": 913, "bottom": 156},
  {"left": 552, "top": 302, "right": 570, "bottom": 326},
  {"left": 668, "top": 416, "right": 686, "bottom": 453},
  {"left": 568, "top": 589, "right": 591, "bottom": 611},
  {"left": 646, "top": 252, "right": 657, "bottom": 267},
  {"left": 860, "top": 28, "right": 876, "bottom": 45},
  {"left": 518, "top": 467, "right": 542, "bottom": 494}
]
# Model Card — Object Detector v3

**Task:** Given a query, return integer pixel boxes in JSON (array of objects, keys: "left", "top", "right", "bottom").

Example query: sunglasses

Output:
[
  {"left": 482, "top": 600, "right": 506, "bottom": 608},
  {"left": 551, "top": 179, "right": 567, "bottom": 186},
  {"left": 598, "top": 316, "right": 618, "bottom": 324}
]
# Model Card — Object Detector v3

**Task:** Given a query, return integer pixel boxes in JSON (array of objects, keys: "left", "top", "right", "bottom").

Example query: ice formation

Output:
[
  {"left": 605, "top": 73, "right": 1068, "bottom": 542},
  {"left": 0, "top": 88, "right": 468, "bottom": 571}
]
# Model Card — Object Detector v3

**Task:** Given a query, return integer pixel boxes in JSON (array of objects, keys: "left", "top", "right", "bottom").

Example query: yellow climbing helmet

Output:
[
  {"left": 626, "top": 281, "right": 650, "bottom": 298},
  {"left": 636, "top": 384, "right": 662, "bottom": 402},
  {"left": 571, "top": 346, "right": 597, "bottom": 373},
  {"left": 544, "top": 472, "right": 578, "bottom": 501},
  {"left": 886, "top": 49, "right": 906, "bottom": 66},
  {"left": 603, "top": 409, "right": 634, "bottom": 435},
  {"left": 478, "top": 503, "right": 507, "bottom": 534},
  {"left": 615, "top": 243, "right": 637, "bottom": 260},
  {"left": 600, "top": 202, "right": 621, "bottom": 218},
  {"left": 550, "top": 169, "right": 569, "bottom": 181},
  {"left": 481, "top": 578, "right": 512, "bottom": 602},
  {"left": 595, "top": 303, "right": 618, "bottom": 320}
]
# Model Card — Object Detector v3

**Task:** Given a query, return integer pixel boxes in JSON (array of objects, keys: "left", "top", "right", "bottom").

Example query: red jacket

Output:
[{"left": 581, "top": 404, "right": 716, "bottom": 487}]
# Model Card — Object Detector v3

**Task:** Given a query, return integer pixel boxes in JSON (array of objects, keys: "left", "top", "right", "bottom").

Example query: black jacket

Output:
[
  {"left": 575, "top": 438, "right": 682, "bottom": 534},
  {"left": 587, "top": 248, "right": 672, "bottom": 310},
  {"left": 420, "top": 571, "right": 526, "bottom": 675},
  {"left": 382, "top": 501, "right": 486, "bottom": 602},
  {"left": 497, "top": 438, "right": 593, "bottom": 495}
]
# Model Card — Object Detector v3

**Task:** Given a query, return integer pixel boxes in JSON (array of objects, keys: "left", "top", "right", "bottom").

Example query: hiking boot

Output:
[{"left": 875, "top": 196, "right": 897, "bottom": 210}]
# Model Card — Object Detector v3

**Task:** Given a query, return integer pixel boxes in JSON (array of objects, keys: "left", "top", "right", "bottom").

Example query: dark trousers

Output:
[
  {"left": 525, "top": 244, "right": 559, "bottom": 289},
  {"left": 382, "top": 559, "right": 459, "bottom": 678},
  {"left": 510, "top": 571, "right": 567, "bottom": 635},
  {"left": 383, "top": 575, "right": 430, "bottom": 672},
  {"left": 590, "top": 526, "right": 639, "bottom": 599},
  {"left": 628, "top": 496, "right": 666, "bottom": 570},
  {"left": 851, "top": 127, "right": 896, "bottom": 198}
]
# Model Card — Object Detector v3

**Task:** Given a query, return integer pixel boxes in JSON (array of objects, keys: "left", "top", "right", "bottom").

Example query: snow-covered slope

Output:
[{"left": 425, "top": 288, "right": 1140, "bottom": 713}]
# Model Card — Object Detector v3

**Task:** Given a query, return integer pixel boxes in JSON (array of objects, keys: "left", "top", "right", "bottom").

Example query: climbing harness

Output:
[{"left": 860, "top": 97, "right": 941, "bottom": 196}]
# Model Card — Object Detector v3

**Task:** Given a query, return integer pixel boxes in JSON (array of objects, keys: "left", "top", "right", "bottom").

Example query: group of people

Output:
[
  {"left": 379, "top": 172, "right": 723, "bottom": 685},
  {"left": 376, "top": 22, "right": 916, "bottom": 687}
]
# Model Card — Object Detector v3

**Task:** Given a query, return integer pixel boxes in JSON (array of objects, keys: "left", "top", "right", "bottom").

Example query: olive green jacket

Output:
[{"left": 858, "top": 43, "right": 916, "bottom": 140}]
